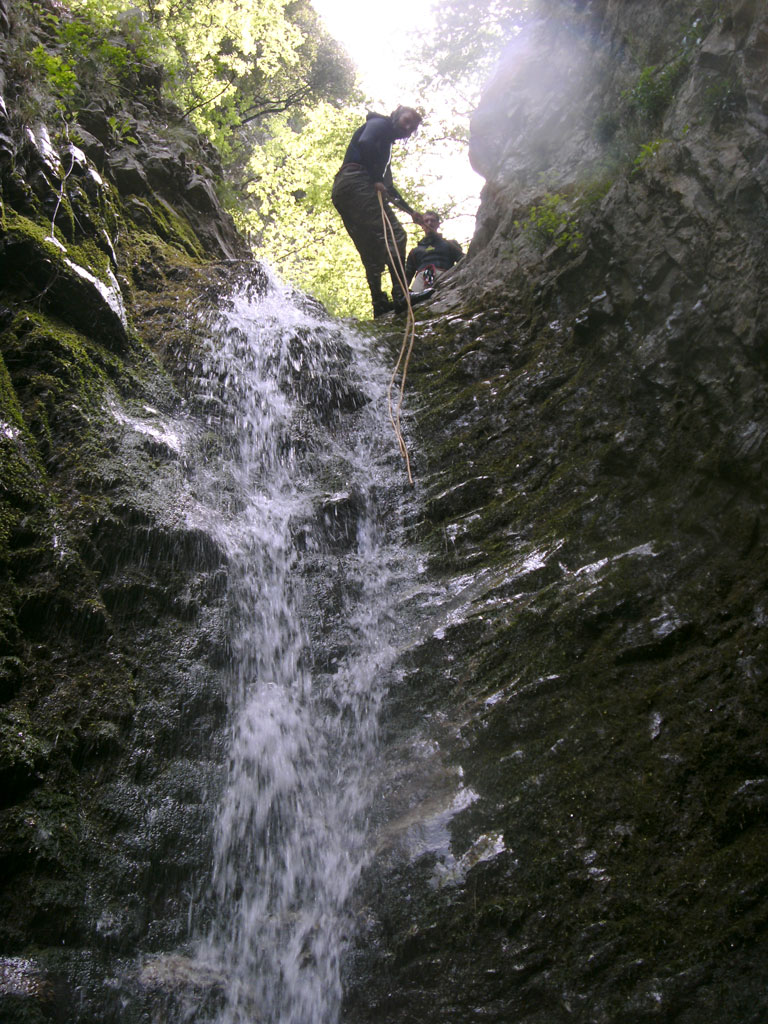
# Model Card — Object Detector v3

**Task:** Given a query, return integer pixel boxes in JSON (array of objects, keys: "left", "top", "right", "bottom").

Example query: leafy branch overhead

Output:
[{"left": 44, "top": 0, "right": 356, "bottom": 161}]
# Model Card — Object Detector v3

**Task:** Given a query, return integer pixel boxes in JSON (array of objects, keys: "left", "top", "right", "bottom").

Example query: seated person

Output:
[{"left": 405, "top": 211, "right": 464, "bottom": 294}]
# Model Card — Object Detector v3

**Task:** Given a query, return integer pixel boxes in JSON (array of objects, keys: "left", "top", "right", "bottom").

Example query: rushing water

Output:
[{"left": 180, "top": 269, "right": 415, "bottom": 1024}]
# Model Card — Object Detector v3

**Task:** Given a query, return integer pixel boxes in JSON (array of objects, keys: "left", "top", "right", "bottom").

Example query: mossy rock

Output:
[{"left": 0, "top": 212, "right": 129, "bottom": 348}]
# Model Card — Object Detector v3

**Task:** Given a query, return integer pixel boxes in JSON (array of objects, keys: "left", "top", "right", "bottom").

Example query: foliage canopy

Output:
[
  {"left": 414, "top": 0, "right": 530, "bottom": 110},
  {"left": 63, "top": 0, "right": 356, "bottom": 162},
  {"left": 11, "top": 0, "right": 533, "bottom": 318}
]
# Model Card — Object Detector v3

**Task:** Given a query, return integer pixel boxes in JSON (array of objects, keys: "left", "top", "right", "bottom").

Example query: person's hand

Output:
[{"left": 374, "top": 182, "right": 388, "bottom": 194}]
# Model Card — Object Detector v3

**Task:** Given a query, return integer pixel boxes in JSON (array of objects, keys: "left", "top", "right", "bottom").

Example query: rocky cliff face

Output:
[
  {"left": 1, "top": 0, "right": 767, "bottom": 1022},
  {"left": 344, "top": 1, "right": 768, "bottom": 1021},
  {"left": 0, "top": 1, "right": 253, "bottom": 1015}
]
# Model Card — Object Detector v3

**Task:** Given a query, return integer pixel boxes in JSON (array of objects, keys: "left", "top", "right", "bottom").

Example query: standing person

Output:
[
  {"left": 332, "top": 106, "right": 426, "bottom": 318},
  {"left": 406, "top": 211, "right": 464, "bottom": 294}
]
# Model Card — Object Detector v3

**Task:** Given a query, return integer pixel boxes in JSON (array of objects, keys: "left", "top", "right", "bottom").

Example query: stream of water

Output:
[{"left": 182, "top": 270, "right": 416, "bottom": 1024}]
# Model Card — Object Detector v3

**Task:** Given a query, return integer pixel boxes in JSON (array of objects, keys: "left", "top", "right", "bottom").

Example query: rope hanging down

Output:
[{"left": 378, "top": 190, "right": 416, "bottom": 486}]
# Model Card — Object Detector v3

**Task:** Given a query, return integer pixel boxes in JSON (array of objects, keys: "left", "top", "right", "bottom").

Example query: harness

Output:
[{"left": 421, "top": 264, "right": 437, "bottom": 287}]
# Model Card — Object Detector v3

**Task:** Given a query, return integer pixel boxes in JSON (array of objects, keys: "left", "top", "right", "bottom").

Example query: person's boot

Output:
[
  {"left": 372, "top": 297, "right": 395, "bottom": 318},
  {"left": 390, "top": 277, "right": 408, "bottom": 315},
  {"left": 391, "top": 281, "right": 433, "bottom": 314},
  {"left": 367, "top": 272, "right": 394, "bottom": 318}
]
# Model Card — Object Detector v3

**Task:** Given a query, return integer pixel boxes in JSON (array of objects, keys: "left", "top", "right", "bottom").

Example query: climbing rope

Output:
[{"left": 378, "top": 189, "right": 416, "bottom": 486}]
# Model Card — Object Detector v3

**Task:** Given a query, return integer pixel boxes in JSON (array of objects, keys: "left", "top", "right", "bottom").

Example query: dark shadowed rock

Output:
[
  {"left": 1, "top": 0, "right": 767, "bottom": 1021},
  {"left": 343, "top": 1, "right": 768, "bottom": 1021}
]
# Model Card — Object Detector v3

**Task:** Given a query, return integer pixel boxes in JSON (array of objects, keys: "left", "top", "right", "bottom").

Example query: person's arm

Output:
[
  {"left": 388, "top": 184, "right": 418, "bottom": 219},
  {"left": 447, "top": 239, "right": 464, "bottom": 265},
  {"left": 385, "top": 174, "right": 426, "bottom": 226},
  {"left": 374, "top": 177, "right": 425, "bottom": 226},
  {"left": 405, "top": 245, "right": 418, "bottom": 283}
]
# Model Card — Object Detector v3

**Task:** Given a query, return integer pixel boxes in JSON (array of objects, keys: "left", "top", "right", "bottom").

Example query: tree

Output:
[{"left": 66, "top": 0, "right": 355, "bottom": 164}]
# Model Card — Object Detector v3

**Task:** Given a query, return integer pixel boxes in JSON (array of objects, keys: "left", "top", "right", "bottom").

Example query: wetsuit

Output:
[{"left": 332, "top": 113, "right": 416, "bottom": 316}]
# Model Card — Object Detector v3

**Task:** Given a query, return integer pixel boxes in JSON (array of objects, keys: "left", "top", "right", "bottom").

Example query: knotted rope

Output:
[{"left": 377, "top": 189, "right": 416, "bottom": 485}]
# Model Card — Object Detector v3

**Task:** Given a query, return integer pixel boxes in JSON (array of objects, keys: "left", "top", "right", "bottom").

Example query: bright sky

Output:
[
  {"left": 311, "top": 0, "right": 484, "bottom": 245},
  {"left": 311, "top": 0, "right": 425, "bottom": 107}
]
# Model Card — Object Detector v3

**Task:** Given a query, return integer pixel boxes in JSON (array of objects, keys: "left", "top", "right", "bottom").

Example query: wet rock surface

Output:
[
  {"left": 343, "top": 0, "right": 768, "bottom": 1021},
  {"left": 0, "top": 4, "right": 248, "bottom": 1017},
  {"left": 1, "top": 0, "right": 767, "bottom": 1021}
]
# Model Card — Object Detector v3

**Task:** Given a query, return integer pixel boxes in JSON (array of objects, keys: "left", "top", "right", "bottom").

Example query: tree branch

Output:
[
  {"left": 178, "top": 72, "right": 237, "bottom": 121},
  {"left": 238, "top": 87, "right": 311, "bottom": 125}
]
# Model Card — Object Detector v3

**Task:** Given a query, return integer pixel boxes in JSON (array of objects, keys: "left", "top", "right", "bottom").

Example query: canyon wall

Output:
[
  {"left": 344, "top": 1, "right": 768, "bottom": 1021},
  {"left": 0, "top": 0, "right": 766, "bottom": 1021}
]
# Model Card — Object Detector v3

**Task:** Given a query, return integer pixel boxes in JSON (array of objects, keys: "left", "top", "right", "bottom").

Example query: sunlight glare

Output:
[{"left": 311, "top": 0, "right": 431, "bottom": 107}]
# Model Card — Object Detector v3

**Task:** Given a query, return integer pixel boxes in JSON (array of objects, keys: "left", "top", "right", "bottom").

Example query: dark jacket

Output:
[
  {"left": 341, "top": 112, "right": 415, "bottom": 217},
  {"left": 406, "top": 233, "right": 464, "bottom": 281}
]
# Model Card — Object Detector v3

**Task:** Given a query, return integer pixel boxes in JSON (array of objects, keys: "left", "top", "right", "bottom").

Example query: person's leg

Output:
[
  {"left": 383, "top": 207, "right": 408, "bottom": 305},
  {"left": 332, "top": 169, "right": 392, "bottom": 314},
  {"left": 365, "top": 270, "right": 393, "bottom": 317}
]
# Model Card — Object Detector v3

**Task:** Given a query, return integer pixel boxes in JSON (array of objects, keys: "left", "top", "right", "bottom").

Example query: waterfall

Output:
[{"left": 180, "top": 268, "right": 414, "bottom": 1024}]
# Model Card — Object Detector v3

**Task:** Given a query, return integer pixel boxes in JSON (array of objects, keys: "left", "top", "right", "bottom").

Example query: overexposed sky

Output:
[
  {"left": 311, "top": 0, "right": 427, "bottom": 107},
  {"left": 311, "top": 0, "right": 484, "bottom": 244}
]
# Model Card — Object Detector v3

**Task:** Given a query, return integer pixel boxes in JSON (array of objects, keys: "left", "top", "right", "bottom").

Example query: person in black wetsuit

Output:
[
  {"left": 406, "top": 211, "right": 464, "bottom": 294},
  {"left": 332, "top": 106, "right": 426, "bottom": 317}
]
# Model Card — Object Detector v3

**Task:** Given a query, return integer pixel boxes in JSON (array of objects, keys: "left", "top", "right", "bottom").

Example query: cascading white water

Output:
[{"left": 185, "top": 269, "right": 415, "bottom": 1024}]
